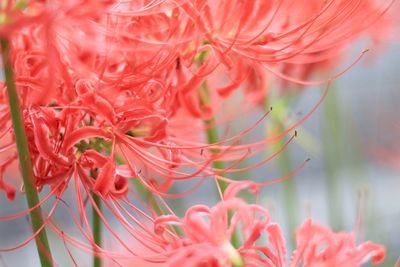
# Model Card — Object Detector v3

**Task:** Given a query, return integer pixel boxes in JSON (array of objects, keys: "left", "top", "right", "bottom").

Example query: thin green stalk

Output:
[
  {"left": 196, "top": 50, "right": 228, "bottom": 193},
  {"left": 89, "top": 169, "right": 102, "bottom": 267},
  {"left": 1, "top": 39, "right": 53, "bottom": 267},
  {"left": 200, "top": 83, "right": 227, "bottom": 192},
  {"left": 273, "top": 122, "right": 297, "bottom": 245},
  {"left": 92, "top": 193, "right": 102, "bottom": 267},
  {"left": 196, "top": 49, "right": 239, "bottom": 249},
  {"left": 322, "top": 88, "right": 343, "bottom": 230},
  {"left": 204, "top": 115, "right": 228, "bottom": 192},
  {"left": 200, "top": 82, "right": 228, "bottom": 192},
  {"left": 265, "top": 97, "right": 298, "bottom": 246},
  {"left": 127, "top": 160, "right": 182, "bottom": 236},
  {"left": 130, "top": 176, "right": 166, "bottom": 222},
  {"left": 200, "top": 82, "right": 240, "bottom": 248},
  {"left": 84, "top": 133, "right": 103, "bottom": 267}
]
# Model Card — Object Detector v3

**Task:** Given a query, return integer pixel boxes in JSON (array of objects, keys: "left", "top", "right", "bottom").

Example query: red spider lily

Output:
[
  {"left": 166, "top": 0, "right": 394, "bottom": 102},
  {"left": 289, "top": 219, "right": 385, "bottom": 267},
  {"left": 119, "top": 182, "right": 385, "bottom": 267},
  {"left": 1, "top": 0, "right": 394, "bottom": 102},
  {"left": 0, "top": 70, "right": 305, "bottom": 264},
  {"left": 2, "top": 4, "right": 320, "bottom": 202},
  {"left": 275, "top": 1, "right": 394, "bottom": 93},
  {"left": 0, "top": 0, "right": 395, "bottom": 265}
]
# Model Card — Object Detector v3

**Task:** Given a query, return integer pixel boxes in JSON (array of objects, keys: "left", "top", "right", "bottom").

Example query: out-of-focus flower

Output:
[
  {"left": 170, "top": 0, "right": 394, "bottom": 101},
  {"left": 290, "top": 219, "right": 385, "bottom": 267},
  {"left": 149, "top": 183, "right": 385, "bottom": 267},
  {"left": 274, "top": 0, "right": 395, "bottom": 94}
]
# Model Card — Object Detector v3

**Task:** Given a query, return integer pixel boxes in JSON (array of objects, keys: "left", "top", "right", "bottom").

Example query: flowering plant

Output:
[{"left": 0, "top": 0, "right": 396, "bottom": 266}]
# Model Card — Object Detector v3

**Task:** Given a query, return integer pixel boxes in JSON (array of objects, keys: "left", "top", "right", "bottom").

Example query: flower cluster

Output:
[
  {"left": 0, "top": 0, "right": 394, "bottom": 266},
  {"left": 127, "top": 183, "right": 385, "bottom": 266}
]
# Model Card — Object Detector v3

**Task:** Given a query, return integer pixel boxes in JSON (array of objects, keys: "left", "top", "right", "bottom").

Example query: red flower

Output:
[
  {"left": 149, "top": 183, "right": 384, "bottom": 267},
  {"left": 0, "top": 1, "right": 394, "bottom": 263}
]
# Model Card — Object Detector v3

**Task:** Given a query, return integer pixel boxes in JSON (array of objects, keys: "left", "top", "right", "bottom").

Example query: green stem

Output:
[
  {"left": 322, "top": 88, "right": 343, "bottom": 231},
  {"left": 1, "top": 39, "right": 53, "bottom": 267},
  {"left": 265, "top": 97, "right": 298, "bottom": 246},
  {"left": 204, "top": 116, "right": 228, "bottom": 192},
  {"left": 200, "top": 82, "right": 240, "bottom": 248},
  {"left": 92, "top": 193, "right": 102, "bottom": 267},
  {"left": 196, "top": 50, "right": 240, "bottom": 248},
  {"left": 274, "top": 123, "right": 297, "bottom": 245},
  {"left": 200, "top": 83, "right": 228, "bottom": 192},
  {"left": 127, "top": 161, "right": 182, "bottom": 235}
]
